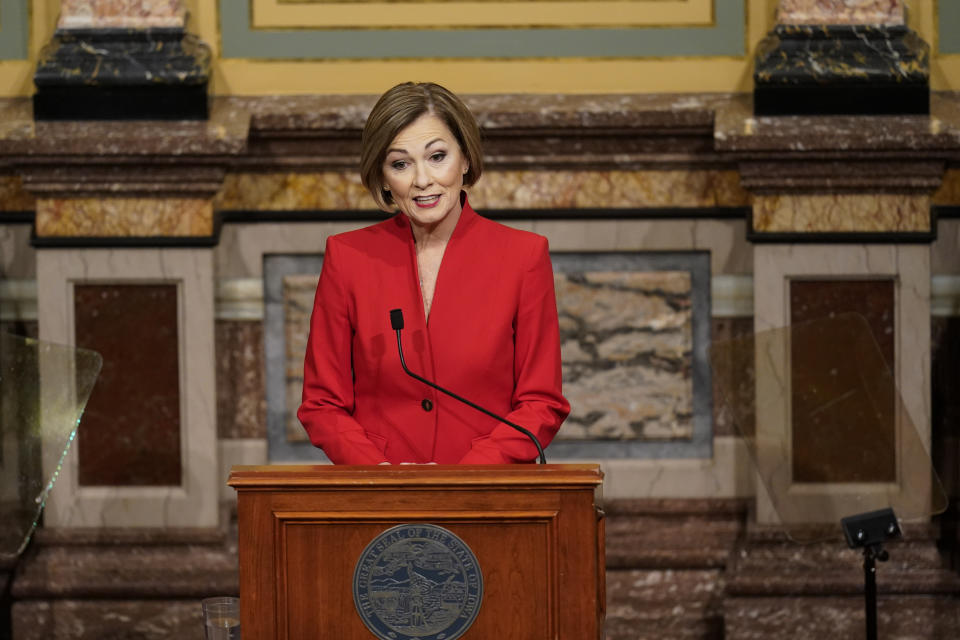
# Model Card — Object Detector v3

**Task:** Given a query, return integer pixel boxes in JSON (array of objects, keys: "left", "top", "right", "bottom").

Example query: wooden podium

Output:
[{"left": 228, "top": 464, "right": 605, "bottom": 639}]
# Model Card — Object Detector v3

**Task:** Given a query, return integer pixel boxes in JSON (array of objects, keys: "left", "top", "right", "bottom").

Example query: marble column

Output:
[
  {"left": 753, "top": 0, "right": 928, "bottom": 115},
  {"left": 33, "top": 0, "right": 210, "bottom": 120},
  {"left": 714, "top": 89, "right": 960, "bottom": 636},
  {"left": 2, "top": 84, "right": 249, "bottom": 634}
]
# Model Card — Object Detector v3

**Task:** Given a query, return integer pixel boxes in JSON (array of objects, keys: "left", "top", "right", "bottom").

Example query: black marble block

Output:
[
  {"left": 33, "top": 28, "right": 210, "bottom": 121},
  {"left": 754, "top": 25, "right": 929, "bottom": 116}
]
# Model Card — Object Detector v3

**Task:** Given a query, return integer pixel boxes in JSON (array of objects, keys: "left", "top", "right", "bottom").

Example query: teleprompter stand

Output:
[{"left": 841, "top": 508, "right": 903, "bottom": 640}]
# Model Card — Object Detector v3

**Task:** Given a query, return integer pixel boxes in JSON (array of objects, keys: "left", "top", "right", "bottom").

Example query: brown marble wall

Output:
[
  {"left": 932, "top": 169, "right": 960, "bottom": 206},
  {"left": 932, "top": 317, "right": 960, "bottom": 571},
  {"left": 710, "top": 316, "right": 754, "bottom": 439},
  {"left": 74, "top": 284, "right": 181, "bottom": 486},
  {"left": 0, "top": 176, "right": 35, "bottom": 211},
  {"left": 215, "top": 320, "right": 266, "bottom": 440},
  {"left": 789, "top": 280, "right": 896, "bottom": 484}
]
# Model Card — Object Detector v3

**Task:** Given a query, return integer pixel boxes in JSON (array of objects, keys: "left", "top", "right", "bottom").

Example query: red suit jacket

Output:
[{"left": 298, "top": 197, "right": 569, "bottom": 464}]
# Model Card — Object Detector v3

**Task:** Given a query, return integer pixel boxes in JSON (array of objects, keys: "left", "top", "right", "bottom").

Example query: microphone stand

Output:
[{"left": 391, "top": 320, "right": 546, "bottom": 465}]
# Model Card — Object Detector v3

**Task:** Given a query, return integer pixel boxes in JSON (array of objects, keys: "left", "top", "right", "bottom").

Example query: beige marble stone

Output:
[
  {"left": 932, "top": 168, "right": 960, "bottom": 206},
  {"left": 214, "top": 172, "right": 375, "bottom": 211},
  {"left": 214, "top": 170, "right": 751, "bottom": 211},
  {"left": 0, "top": 225, "right": 36, "bottom": 279},
  {"left": 471, "top": 170, "right": 751, "bottom": 209},
  {"left": 557, "top": 271, "right": 693, "bottom": 441},
  {"left": 36, "top": 198, "right": 213, "bottom": 237},
  {"left": 587, "top": 436, "right": 755, "bottom": 499},
  {"left": 214, "top": 219, "right": 750, "bottom": 279},
  {"left": 37, "top": 248, "right": 218, "bottom": 528},
  {"left": 932, "top": 220, "right": 960, "bottom": 275},
  {"left": 752, "top": 194, "right": 930, "bottom": 233},
  {"left": 58, "top": 0, "right": 186, "bottom": 29},
  {"left": 283, "top": 274, "right": 318, "bottom": 443},
  {"left": 777, "top": 0, "right": 905, "bottom": 26}
]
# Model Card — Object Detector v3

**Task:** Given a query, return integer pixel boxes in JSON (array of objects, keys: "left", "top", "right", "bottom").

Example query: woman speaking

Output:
[{"left": 298, "top": 82, "right": 569, "bottom": 464}]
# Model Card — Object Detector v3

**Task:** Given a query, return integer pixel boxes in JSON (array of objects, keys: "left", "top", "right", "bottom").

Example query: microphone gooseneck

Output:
[{"left": 388, "top": 308, "right": 547, "bottom": 464}]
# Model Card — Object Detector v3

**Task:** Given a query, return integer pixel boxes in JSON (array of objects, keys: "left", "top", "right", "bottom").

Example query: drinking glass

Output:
[{"left": 202, "top": 597, "right": 241, "bottom": 640}]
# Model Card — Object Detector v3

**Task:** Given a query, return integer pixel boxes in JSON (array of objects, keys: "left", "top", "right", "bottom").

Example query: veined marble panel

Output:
[
  {"left": 279, "top": 269, "right": 698, "bottom": 446},
  {"left": 752, "top": 194, "right": 930, "bottom": 233},
  {"left": 777, "top": 0, "right": 904, "bottom": 26},
  {"left": 36, "top": 198, "right": 213, "bottom": 237},
  {"left": 266, "top": 251, "right": 713, "bottom": 461},
  {"left": 59, "top": 0, "right": 186, "bottom": 29},
  {"left": 214, "top": 170, "right": 750, "bottom": 211},
  {"left": 556, "top": 270, "right": 693, "bottom": 441},
  {"left": 551, "top": 253, "right": 713, "bottom": 459}
]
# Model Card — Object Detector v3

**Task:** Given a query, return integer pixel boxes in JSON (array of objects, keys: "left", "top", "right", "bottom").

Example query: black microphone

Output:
[{"left": 389, "top": 308, "right": 546, "bottom": 464}]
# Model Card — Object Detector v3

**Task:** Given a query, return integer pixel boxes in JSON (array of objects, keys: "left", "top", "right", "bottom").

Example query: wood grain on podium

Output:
[{"left": 229, "top": 464, "right": 604, "bottom": 639}]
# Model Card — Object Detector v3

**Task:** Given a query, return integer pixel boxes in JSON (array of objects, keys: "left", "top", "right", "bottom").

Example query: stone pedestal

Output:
[
  {"left": 717, "top": 84, "right": 960, "bottom": 635},
  {"left": 10, "top": 527, "right": 237, "bottom": 640},
  {"left": 754, "top": 0, "right": 928, "bottom": 115},
  {"left": 604, "top": 499, "right": 746, "bottom": 640},
  {"left": 33, "top": 1, "right": 210, "bottom": 120},
  {"left": 0, "top": 95, "right": 249, "bottom": 637},
  {"left": 725, "top": 525, "right": 960, "bottom": 640}
]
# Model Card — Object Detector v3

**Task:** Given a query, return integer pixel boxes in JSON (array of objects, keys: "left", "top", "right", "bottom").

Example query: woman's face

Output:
[{"left": 382, "top": 112, "right": 469, "bottom": 231}]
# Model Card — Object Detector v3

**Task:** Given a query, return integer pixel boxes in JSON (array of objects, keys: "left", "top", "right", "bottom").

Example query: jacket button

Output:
[{"left": 421, "top": 398, "right": 433, "bottom": 412}]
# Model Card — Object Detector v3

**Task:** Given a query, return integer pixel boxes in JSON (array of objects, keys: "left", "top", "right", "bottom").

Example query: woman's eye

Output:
[
  {"left": 390, "top": 160, "right": 408, "bottom": 170},
  {"left": 430, "top": 152, "right": 446, "bottom": 162}
]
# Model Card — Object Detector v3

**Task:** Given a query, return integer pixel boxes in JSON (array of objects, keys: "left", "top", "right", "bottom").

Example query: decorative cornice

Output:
[
  {"left": 4, "top": 93, "right": 960, "bottom": 200},
  {"left": 0, "top": 98, "right": 249, "bottom": 199},
  {"left": 738, "top": 160, "right": 945, "bottom": 194},
  {"left": 20, "top": 165, "right": 227, "bottom": 199}
]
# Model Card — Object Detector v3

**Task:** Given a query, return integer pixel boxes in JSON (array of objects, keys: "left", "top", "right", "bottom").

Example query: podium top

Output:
[{"left": 228, "top": 463, "right": 603, "bottom": 490}]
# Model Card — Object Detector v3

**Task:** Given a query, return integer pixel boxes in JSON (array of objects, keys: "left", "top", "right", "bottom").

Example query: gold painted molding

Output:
[{"left": 252, "top": 0, "right": 713, "bottom": 29}]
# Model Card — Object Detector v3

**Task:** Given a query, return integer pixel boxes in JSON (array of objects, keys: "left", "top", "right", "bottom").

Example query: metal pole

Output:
[{"left": 864, "top": 547, "right": 878, "bottom": 640}]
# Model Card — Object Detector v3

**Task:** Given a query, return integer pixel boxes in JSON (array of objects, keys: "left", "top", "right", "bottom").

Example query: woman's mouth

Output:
[{"left": 413, "top": 195, "right": 441, "bottom": 208}]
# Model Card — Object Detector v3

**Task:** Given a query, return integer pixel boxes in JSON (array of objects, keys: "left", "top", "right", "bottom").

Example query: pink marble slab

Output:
[
  {"left": 778, "top": 0, "right": 905, "bottom": 26},
  {"left": 58, "top": 0, "right": 186, "bottom": 29}
]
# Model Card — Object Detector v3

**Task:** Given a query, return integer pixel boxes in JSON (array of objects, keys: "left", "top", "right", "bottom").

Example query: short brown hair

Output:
[{"left": 360, "top": 82, "right": 484, "bottom": 211}]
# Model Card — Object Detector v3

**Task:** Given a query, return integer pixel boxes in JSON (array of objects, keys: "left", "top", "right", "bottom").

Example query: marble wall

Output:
[
  {"left": 74, "top": 283, "right": 182, "bottom": 486},
  {"left": 264, "top": 249, "right": 713, "bottom": 462},
  {"left": 36, "top": 248, "right": 219, "bottom": 529},
  {"left": 58, "top": 0, "right": 186, "bottom": 29}
]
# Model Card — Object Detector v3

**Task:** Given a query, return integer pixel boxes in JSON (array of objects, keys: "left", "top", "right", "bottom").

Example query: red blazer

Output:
[{"left": 298, "top": 197, "right": 569, "bottom": 464}]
